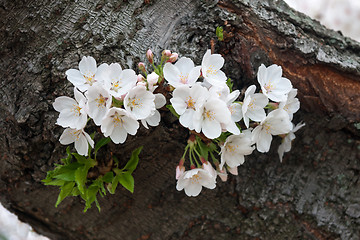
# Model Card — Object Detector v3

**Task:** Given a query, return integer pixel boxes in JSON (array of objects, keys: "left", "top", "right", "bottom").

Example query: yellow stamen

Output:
[
  {"left": 206, "top": 65, "right": 218, "bottom": 75},
  {"left": 186, "top": 96, "right": 196, "bottom": 110},
  {"left": 72, "top": 104, "right": 82, "bottom": 116},
  {"left": 84, "top": 74, "right": 95, "bottom": 85},
  {"left": 179, "top": 74, "right": 188, "bottom": 84},
  {"left": 95, "top": 94, "right": 107, "bottom": 108}
]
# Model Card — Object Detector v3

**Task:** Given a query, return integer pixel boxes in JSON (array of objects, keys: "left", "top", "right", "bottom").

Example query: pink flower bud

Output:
[
  {"left": 168, "top": 53, "right": 178, "bottom": 62},
  {"left": 176, "top": 165, "right": 185, "bottom": 180},
  {"left": 137, "top": 74, "right": 145, "bottom": 82},
  {"left": 202, "top": 161, "right": 216, "bottom": 178},
  {"left": 227, "top": 166, "right": 238, "bottom": 175},
  {"left": 146, "top": 49, "right": 154, "bottom": 64},
  {"left": 138, "top": 62, "right": 146, "bottom": 74},
  {"left": 147, "top": 72, "right": 159, "bottom": 85},
  {"left": 217, "top": 169, "right": 228, "bottom": 182},
  {"left": 162, "top": 49, "right": 171, "bottom": 57},
  {"left": 136, "top": 82, "right": 146, "bottom": 87}
]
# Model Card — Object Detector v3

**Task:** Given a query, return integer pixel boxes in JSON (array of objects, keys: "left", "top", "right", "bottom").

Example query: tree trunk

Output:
[{"left": 1, "top": 0, "right": 359, "bottom": 239}]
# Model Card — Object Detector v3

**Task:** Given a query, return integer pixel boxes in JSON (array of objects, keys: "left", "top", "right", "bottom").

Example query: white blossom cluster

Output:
[
  {"left": 166, "top": 50, "right": 304, "bottom": 197},
  {"left": 53, "top": 56, "right": 166, "bottom": 156}
]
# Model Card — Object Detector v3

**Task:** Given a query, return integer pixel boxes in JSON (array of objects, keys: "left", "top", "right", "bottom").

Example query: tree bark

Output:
[{"left": 0, "top": 0, "right": 359, "bottom": 239}]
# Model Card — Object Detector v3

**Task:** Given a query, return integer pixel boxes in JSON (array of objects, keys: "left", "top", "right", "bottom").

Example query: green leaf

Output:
[
  {"left": 102, "top": 172, "right": 114, "bottom": 183},
  {"left": 84, "top": 183, "right": 100, "bottom": 212},
  {"left": 94, "top": 137, "right": 111, "bottom": 155},
  {"left": 43, "top": 179, "right": 65, "bottom": 186},
  {"left": 52, "top": 162, "right": 82, "bottom": 181},
  {"left": 166, "top": 105, "right": 180, "bottom": 118},
  {"left": 71, "top": 186, "right": 81, "bottom": 196},
  {"left": 55, "top": 181, "right": 75, "bottom": 207},
  {"left": 72, "top": 153, "right": 97, "bottom": 167},
  {"left": 112, "top": 96, "right": 123, "bottom": 108},
  {"left": 119, "top": 172, "right": 134, "bottom": 193},
  {"left": 75, "top": 166, "right": 89, "bottom": 194},
  {"left": 216, "top": 26, "right": 224, "bottom": 41},
  {"left": 113, "top": 155, "right": 119, "bottom": 168},
  {"left": 226, "top": 78, "right": 233, "bottom": 92},
  {"left": 123, "top": 146, "right": 143, "bottom": 173},
  {"left": 109, "top": 175, "right": 120, "bottom": 194}
]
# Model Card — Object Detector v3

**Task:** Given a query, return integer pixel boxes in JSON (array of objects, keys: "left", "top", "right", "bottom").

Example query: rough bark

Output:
[{"left": 0, "top": 0, "right": 359, "bottom": 239}]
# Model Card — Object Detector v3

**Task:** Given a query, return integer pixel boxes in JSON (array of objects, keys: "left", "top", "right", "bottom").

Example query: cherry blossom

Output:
[
  {"left": 278, "top": 122, "right": 305, "bottom": 162},
  {"left": 220, "top": 130, "right": 255, "bottom": 170},
  {"left": 97, "top": 63, "right": 137, "bottom": 98},
  {"left": 279, "top": 88, "right": 300, "bottom": 121},
  {"left": 251, "top": 109, "right": 293, "bottom": 153},
  {"left": 65, "top": 56, "right": 105, "bottom": 92},
  {"left": 124, "top": 85, "right": 156, "bottom": 120},
  {"left": 242, "top": 85, "right": 268, "bottom": 128},
  {"left": 100, "top": 108, "right": 139, "bottom": 144},
  {"left": 257, "top": 64, "right": 292, "bottom": 102},
  {"left": 141, "top": 93, "right": 166, "bottom": 129},
  {"left": 163, "top": 57, "right": 201, "bottom": 88},
  {"left": 85, "top": 84, "right": 112, "bottom": 126},
  {"left": 59, "top": 128, "right": 94, "bottom": 156},
  {"left": 170, "top": 84, "right": 209, "bottom": 130},
  {"left": 201, "top": 49, "right": 227, "bottom": 87},
  {"left": 176, "top": 167, "right": 216, "bottom": 197},
  {"left": 53, "top": 88, "right": 87, "bottom": 130}
]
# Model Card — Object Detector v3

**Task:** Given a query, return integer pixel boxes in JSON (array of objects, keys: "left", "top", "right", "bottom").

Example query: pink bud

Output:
[
  {"left": 136, "top": 82, "right": 146, "bottom": 87},
  {"left": 137, "top": 74, "right": 145, "bottom": 82},
  {"left": 168, "top": 53, "right": 178, "bottom": 62},
  {"left": 217, "top": 169, "right": 228, "bottom": 182},
  {"left": 162, "top": 49, "right": 171, "bottom": 57},
  {"left": 227, "top": 166, "right": 238, "bottom": 175},
  {"left": 146, "top": 49, "right": 154, "bottom": 64},
  {"left": 138, "top": 62, "right": 146, "bottom": 74},
  {"left": 176, "top": 165, "right": 185, "bottom": 180},
  {"left": 147, "top": 72, "right": 159, "bottom": 85},
  {"left": 202, "top": 161, "right": 216, "bottom": 178}
]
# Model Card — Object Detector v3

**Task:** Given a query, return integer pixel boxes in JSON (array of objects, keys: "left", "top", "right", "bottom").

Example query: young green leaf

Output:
[
  {"left": 216, "top": 26, "right": 224, "bottom": 41},
  {"left": 84, "top": 184, "right": 100, "bottom": 212},
  {"left": 43, "top": 179, "right": 65, "bottom": 186},
  {"left": 166, "top": 105, "right": 180, "bottom": 118},
  {"left": 94, "top": 137, "right": 111, "bottom": 155},
  {"left": 75, "top": 165, "right": 89, "bottom": 194},
  {"left": 102, "top": 171, "right": 114, "bottom": 183},
  {"left": 119, "top": 172, "right": 135, "bottom": 193},
  {"left": 109, "top": 175, "right": 120, "bottom": 194},
  {"left": 55, "top": 181, "right": 75, "bottom": 207},
  {"left": 123, "top": 146, "right": 143, "bottom": 173},
  {"left": 226, "top": 78, "right": 233, "bottom": 92}
]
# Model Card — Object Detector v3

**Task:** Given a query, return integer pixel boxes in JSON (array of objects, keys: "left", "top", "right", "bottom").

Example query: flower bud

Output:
[
  {"left": 162, "top": 49, "right": 171, "bottom": 57},
  {"left": 146, "top": 49, "right": 154, "bottom": 64},
  {"left": 136, "top": 81, "right": 146, "bottom": 87},
  {"left": 137, "top": 74, "right": 145, "bottom": 82},
  {"left": 202, "top": 161, "right": 216, "bottom": 178},
  {"left": 168, "top": 53, "right": 178, "bottom": 63},
  {"left": 138, "top": 62, "right": 146, "bottom": 74},
  {"left": 176, "top": 165, "right": 185, "bottom": 179},
  {"left": 147, "top": 72, "right": 159, "bottom": 85},
  {"left": 227, "top": 166, "right": 238, "bottom": 175},
  {"left": 217, "top": 169, "right": 228, "bottom": 182}
]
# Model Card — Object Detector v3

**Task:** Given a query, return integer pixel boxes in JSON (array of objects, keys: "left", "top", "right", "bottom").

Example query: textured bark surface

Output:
[{"left": 0, "top": 0, "right": 360, "bottom": 239}]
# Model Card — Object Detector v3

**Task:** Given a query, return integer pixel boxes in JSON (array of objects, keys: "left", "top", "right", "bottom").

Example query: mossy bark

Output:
[{"left": 0, "top": 0, "right": 359, "bottom": 239}]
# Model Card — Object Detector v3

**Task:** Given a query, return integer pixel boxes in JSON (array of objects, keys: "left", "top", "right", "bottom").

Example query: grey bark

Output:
[{"left": 0, "top": 0, "right": 360, "bottom": 239}]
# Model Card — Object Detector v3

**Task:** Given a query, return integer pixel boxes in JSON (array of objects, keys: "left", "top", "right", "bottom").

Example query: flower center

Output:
[
  {"left": 186, "top": 96, "right": 196, "bottom": 110},
  {"left": 84, "top": 74, "right": 95, "bottom": 85},
  {"left": 71, "top": 129, "right": 82, "bottom": 140},
  {"left": 226, "top": 144, "right": 238, "bottom": 154},
  {"left": 263, "top": 124, "right": 271, "bottom": 134},
  {"left": 111, "top": 79, "right": 122, "bottom": 91},
  {"left": 179, "top": 73, "right": 188, "bottom": 84},
  {"left": 112, "top": 112, "right": 124, "bottom": 127},
  {"left": 72, "top": 104, "right": 82, "bottom": 116},
  {"left": 204, "top": 110, "right": 215, "bottom": 121},
  {"left": 206, "top": 65, "right": 217, "bottom": 75},
  {"left": 190, "top": 174, "right": 201, "bottom": 184},
  {"left": 128, "top": 97, "right": 142, "bottom": 111},
  {"left": 95, "top": 94, "right": 108, "bottom": 108},
  {"left": 264, "top": 82, "right": 274, "bottom": 92}
]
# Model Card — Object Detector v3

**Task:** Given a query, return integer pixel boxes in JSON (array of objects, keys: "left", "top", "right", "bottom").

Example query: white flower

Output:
[
  {"left": 176, "top": 168, "right": 216, "bottom": 197},
  {"left": 65, "top": 56, "right": 104, "bottom": 92},
  {"left": 163, "top": 57, "right": 201, "bottom": 88},
  {"left": 242, "top": 85, "right": 268, "bottom": 128},
  {"left": 170, "top": 84, "right": 209, "bottom": 130},
  {"left": 85, "top": 84, "right": 112, "bottom": 126},
  {"left": 141, "top": 93, "right": 166, "bottom": 129},
  {"left": 220, "top": 130, "right": 255, "bottom": 170},
  {"left": 257, "top": 64, "right": 292, "bottom": 102},
  {"left": 201, "top": 49, "right": 227, "bottom": 87},
  {"left": 53, "top": 88, "right": 87, "bottom": 130},
  {"left": 59, "top": 128, "right": 94, "bottom": 156},
  {"left": 251, "top": 109, "right": 293, "bottom": 153},
  {"left": 100, "top": 108, "right": 139, "bottom": 144},
  {"left": 279, "top": 88, "right": 300, "bottom": 121},
  {"left": 146, "top": 72, "right": 159, "bottom": 92},
  {"left": 193, "top": 95, "right": 232, "bottom": 139},
  {"left": 97, "top": 63, "right": 137, "bottom": 98},
  {"left": 278, "top": 122, "right": 305, "bottom": 162},
  {"left": 124, "top": 85, "right": 156, "bottom": 120}
]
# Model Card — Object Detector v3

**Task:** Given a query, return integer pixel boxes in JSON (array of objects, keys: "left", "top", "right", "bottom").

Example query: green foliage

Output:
[
  {"left": 216, "top": 26, "right": 224, "bottom": 41},
  {"left": 43, "top": 138, "right": 143, "bottom": 212},
  {"left": 226, "top": 78, "right": 233, "bottom": 92},
  {"left": 166, "top": 104, "right": 180, "bottom": 118}
]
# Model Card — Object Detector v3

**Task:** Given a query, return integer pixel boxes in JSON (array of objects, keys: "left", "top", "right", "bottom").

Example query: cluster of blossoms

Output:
[
  {"left": 53, "top": 49, "right": 304, "bottom": 198},
  {"left": 53, "top": 56, "right": 166, "bottom": 155}
]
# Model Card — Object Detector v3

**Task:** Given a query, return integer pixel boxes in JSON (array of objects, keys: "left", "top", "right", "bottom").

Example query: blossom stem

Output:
[{"left": 182, "top": 144, "right": 190, "bottom": 160}]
